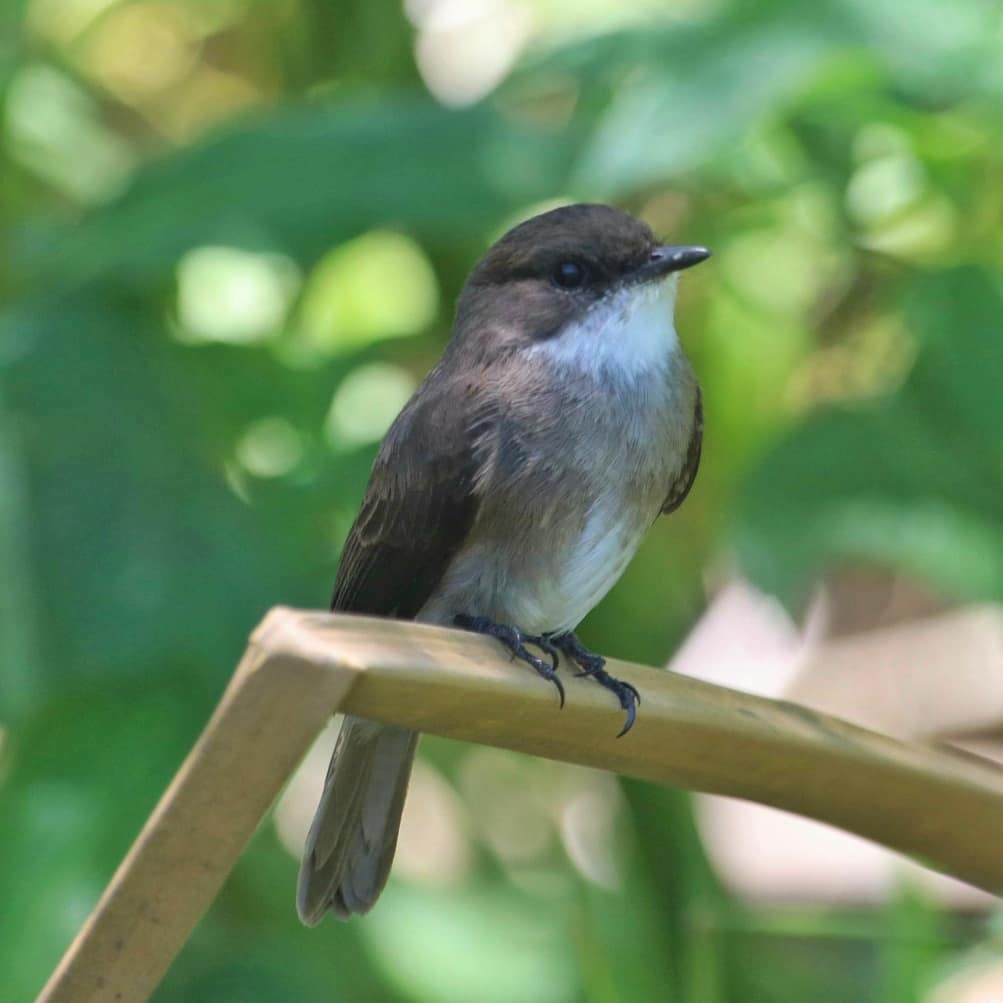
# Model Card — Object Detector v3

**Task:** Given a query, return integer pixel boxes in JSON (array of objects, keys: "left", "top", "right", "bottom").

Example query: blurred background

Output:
[{"left": 2, "top": 0, "right": 1002, "bottom": 1000}]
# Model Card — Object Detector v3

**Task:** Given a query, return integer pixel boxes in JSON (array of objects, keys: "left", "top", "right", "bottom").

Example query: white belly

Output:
[
  {"left": 511, "top": 499, "right": 645, "bottom": 634},
  {"left": 422, "top": 494, "right": 650, "bottom": 636}
]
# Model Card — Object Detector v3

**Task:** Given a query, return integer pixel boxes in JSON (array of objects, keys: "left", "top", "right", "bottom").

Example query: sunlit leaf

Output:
[{"left": 297, "top": 231, "right": 437, "bottom": 353}]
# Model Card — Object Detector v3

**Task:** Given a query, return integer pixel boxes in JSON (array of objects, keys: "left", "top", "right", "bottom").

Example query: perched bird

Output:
[{"left": 298, "top": 203, "right": 709, "bottom": 923}]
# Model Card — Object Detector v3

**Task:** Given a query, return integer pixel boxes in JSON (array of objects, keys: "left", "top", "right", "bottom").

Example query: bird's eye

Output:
[{"left": 553, "top": 261, "right": 586, "bottom": 289}]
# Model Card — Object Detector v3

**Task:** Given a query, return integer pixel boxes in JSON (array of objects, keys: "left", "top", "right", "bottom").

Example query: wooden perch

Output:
[{"left": 40, "top": 607, "right": 1003, "bottom": 1003}]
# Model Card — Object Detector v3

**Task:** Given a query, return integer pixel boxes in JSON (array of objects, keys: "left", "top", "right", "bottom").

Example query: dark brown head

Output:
[{"left": 453, "top": 204, "right": 709, "bottom": 357}]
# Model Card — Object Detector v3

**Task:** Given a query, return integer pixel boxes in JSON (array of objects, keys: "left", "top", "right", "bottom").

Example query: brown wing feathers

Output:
[
  {"left": 331, "top": 388, "right": 481, "bottom": 618},
  {"left": 662, "top": 389, "right": 703, "bottom": 514}
]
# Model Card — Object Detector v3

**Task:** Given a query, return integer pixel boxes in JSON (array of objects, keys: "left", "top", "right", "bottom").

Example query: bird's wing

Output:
[
  {"left": 331, "top": 378, "right": 483, "bottom": 618},
  {"left": 661, "top": 389, "right": 703, "bottom": 514}
]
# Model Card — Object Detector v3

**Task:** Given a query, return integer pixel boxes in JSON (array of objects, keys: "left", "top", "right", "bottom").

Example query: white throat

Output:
[{"left": 529, "top": 274, "right": 681, "bottom": 381}]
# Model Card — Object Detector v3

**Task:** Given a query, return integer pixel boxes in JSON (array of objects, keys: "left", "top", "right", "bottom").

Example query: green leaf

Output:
[
  {"left": 29, "top": 97, "right": 575, "bottom": 287},
  {"left": 0, "top": 291, "right": 342, "bottom": 703},
  {"left": 736, "top": 267, "right": 1003, "bottom": 605}
]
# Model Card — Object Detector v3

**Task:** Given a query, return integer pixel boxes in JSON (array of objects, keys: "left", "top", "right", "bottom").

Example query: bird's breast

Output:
[
  {"left": 421, "top": 485, "right": 652, "bottom": 636},
  {"left": 519, "top": 492, "right": 650, "bottom": 634},
  {"left": 419, "top": 347, "right": 697, "bottom": 635}
]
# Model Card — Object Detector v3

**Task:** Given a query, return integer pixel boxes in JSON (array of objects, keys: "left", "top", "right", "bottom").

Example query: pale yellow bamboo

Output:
[{"left": 39, "top": 607, "right": 1003, "bottom": 1003}]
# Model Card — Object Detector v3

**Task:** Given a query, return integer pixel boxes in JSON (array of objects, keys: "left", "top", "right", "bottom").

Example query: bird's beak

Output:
[{"left": 634, "top": 245, "right": 712, "bottom": 283}]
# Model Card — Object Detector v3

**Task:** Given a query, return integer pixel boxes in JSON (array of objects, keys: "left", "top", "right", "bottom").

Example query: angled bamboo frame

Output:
[{"left": 39, "top": 607, "right": 1003, "bottom": 1003}]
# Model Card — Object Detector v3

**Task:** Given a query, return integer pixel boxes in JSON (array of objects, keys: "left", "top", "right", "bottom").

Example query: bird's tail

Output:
[{"left": 297, "top": 715, "right": 418, "bottom": 923}]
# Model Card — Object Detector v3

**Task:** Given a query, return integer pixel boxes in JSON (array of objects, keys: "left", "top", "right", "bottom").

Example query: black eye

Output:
[{"left": 553, "top": 261, "right": 586, "bottom": 289}]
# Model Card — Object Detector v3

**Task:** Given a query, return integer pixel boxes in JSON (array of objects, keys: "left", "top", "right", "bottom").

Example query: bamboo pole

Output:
[{"left": 39, "top": 607, "right": 1003, "bottom": 1003}]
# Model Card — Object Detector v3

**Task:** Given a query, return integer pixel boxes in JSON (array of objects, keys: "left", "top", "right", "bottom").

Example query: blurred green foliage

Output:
[{"left": 1, "top": 0, "right": 1001, "bottom": 1000}]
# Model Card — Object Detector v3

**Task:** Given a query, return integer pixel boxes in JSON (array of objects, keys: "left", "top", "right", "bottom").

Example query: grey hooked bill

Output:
[{"left": 654, "top": 245, "right": 712, "bottom": 270}]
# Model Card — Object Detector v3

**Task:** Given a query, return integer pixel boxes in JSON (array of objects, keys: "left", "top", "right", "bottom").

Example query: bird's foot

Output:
[
  {"left": 547, "top": 632, "right": 640, "bottom": 737},
  {"left": 455, "top": 614, "right": 565, "bottom": 708}
]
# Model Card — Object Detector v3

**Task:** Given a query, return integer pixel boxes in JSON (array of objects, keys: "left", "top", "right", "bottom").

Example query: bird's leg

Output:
[
  {"left": 455, "top": 614, "right": 565, "bottom": 707},
  {"left": 547, "top": 631, "right": 640, "bottom": 737}
]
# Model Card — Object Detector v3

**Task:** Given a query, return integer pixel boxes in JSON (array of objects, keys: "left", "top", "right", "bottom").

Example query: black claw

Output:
[
  {"left": 587, "top": 667, "right": 639, "bottom": 737},
  {"left": 454, "top": 619, "right": 640, "bottom": 730},
  {"left": 548, "top": 672, "right": 566, "bottom": 708},
  {"left": 547, "top": 631, "right": 642, "bottom": 736},
  {"left": 617, "top": 699, "right": 637, "bottom": 739},
  {"left": 609, "top": 677, "right": 640, "bottom": 736},
  {"left": 455, "top": 615, "right": 565, "bottom": 708},
  {"left": 517, "top": 641, "right": 565, "bottom": 707},
  {"left": 528, "top": 633, "right": 561, "bottom": 673}
]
